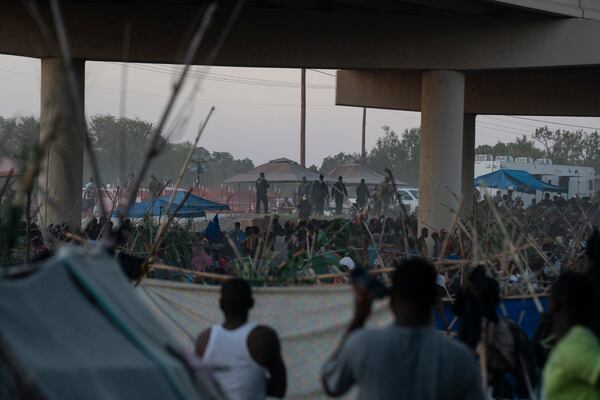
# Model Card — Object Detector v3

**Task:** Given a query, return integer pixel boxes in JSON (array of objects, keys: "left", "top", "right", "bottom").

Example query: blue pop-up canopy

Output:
[
  {"left": 114, "top": 192, "right": 229, "bottom": 218},
  {"left": 160, "top": 192, "right": 229, "bottom": 211},
  {"left": 115, "top": 199, "right": 206, "bottom": 218},
  {"left": 474, "top": 169, "right": 567, "bottom": 194}
]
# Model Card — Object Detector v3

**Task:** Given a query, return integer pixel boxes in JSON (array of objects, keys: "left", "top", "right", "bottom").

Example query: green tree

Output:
[
  {"left": 319, "top": 152, "right": 360, "bottom": 174},
  {"left": 86, "top": 114, "right": 153, "bottom": 184},
  {"left": 475, "top": 135, "right": 543, "bottom": 160},
  {"left": 367, "top": 126, "right": 421, "bottom": 184},
  {"left": 0, "top": 116, "right": 39, "bottom": 159}
]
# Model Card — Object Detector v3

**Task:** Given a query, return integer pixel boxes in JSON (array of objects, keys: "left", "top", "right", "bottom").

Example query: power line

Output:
[
  {"left": 308, "top": 69, "right": 336, "bottom": 77},
  {"left": 108, "top": 62, "right": 335, "bottom": 89},
  {"left": 508, "top": 116, "right": 600, "bottom": 131},
  {"left": 0, "top": 67, "right": 336, "bottom": 108},
  {"left": 476, "top": 121, "right": 531, "bottom": 136},
  {"left": 482, "top": 115, "right": 542, "bottom": 128},
  {"left": 87, "top": 83, "right": 335, "bottom": 107}
]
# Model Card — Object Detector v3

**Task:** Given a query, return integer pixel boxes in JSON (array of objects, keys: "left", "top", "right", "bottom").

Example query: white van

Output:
[{"left": 397, "top": 187, "right": 419, "bottom": 214}]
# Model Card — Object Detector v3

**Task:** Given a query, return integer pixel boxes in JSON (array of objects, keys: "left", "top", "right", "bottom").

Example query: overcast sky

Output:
[{"left": 2, "top": 54, "right": 600, "bottom": 167}]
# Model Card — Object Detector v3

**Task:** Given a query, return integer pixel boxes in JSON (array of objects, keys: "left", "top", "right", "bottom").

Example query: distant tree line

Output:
[
  {"left": 2, "top": 115, "right": 598, "bottom": 189},
  {"left": 475, "top": 127, "right": 600, "bottom": 172},
  {"left": 0, "top": 115, "right": 254, "bottom": 187}
]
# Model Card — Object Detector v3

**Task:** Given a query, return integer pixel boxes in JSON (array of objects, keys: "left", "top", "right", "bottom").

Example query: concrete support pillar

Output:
[
  {"left": 418, "top": 70, "right": 465, "bottom": 232},
  {"left": 462, "top": 113, "right": 477, "bottom": 214},
  {"left": 38, "top": 58, "right": 85, "bottom": 230}
]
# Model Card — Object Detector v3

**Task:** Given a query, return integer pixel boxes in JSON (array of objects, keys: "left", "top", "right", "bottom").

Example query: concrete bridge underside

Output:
[
  {"left": 2, "top": 0, "right": 600, "bottom": 229},
  {"left": 336, "top": 68, "right": 600, "bottom": 230}
]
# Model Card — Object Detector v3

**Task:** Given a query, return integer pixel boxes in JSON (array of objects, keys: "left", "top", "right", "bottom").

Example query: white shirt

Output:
[{"left": 202, "top": 322, "right": 267, "bottom": 400}]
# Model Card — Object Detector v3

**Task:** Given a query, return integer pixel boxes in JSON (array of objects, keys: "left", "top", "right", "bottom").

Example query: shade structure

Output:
[
  {"left": 224, "top": 157, "right": 335, "bottom": 183},
  {"left": 328, "top": 162, "right": 396, "bottom": 185},
  {"left": 115, "top": 199, "right": 207, "bottom": 219},
  {"left": 474, "top": 169, "right": 567, "bottom": 194},
  {"left": 114, "top": 192, "right": 229, "bottom": 218},
  {"left": 163, "top": 192, "right": 229, "bottom": 211}
]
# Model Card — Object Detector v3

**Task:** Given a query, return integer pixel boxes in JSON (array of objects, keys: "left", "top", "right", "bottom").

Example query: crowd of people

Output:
[
  {"left": 255, "top": 172, "right": 399, "bottom": 218},
  {"left": 4, "top": 169, "right": 600, "bottom": 399},
  {"left": 198, "top": 253, "right": 600, "bottom": 400}
]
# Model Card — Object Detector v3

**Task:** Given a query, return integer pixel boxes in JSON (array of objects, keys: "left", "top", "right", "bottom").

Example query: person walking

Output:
[
  {"left": 356, "top": 178, "right": 370, "bottom": 211},
  {"left": 196, "top": 279, "right": 287, "bottom": 400},
  {"left": 255, "top": 172, "right": 270, "bottom": 214},
  {"left": 331, "top": 176, "right": 348, "bottom": 215},
  {"left": 148, "top": 174, "right": 163, "bottom": 201},
  {"left": 311, "top": 175, "right": 329, "bottom": 216}
]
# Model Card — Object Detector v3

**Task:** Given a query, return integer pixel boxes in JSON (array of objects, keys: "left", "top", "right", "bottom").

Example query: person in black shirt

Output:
[
  {"left": 356, "top": 178, "right": 370, "bottom": 211},
  {"left": 255, "top": 172, "right": 270, "bottom": 214},
  {"left": 331, "top": 176, "right": 348, "bottom": 215}
]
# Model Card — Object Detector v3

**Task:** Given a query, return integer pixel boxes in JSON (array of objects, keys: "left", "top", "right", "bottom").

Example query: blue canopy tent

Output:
[
  {"left": 114, "top": 192, "right": 228, "bottom": 218},
  {"left": 114, "top": 199, "right": 206, "bottom": 218},
  {"left": 474, "top": 169, "right": 567, "bottom": 194},
  {"left": 160, "top": 192, "right": 230, "bottom": 211}
]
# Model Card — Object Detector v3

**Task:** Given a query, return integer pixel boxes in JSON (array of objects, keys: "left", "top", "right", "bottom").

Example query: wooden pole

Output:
[
  {"left": 361, "top": 107, "right": 367, "bottom": 162},
  {"left": 118, "top": 24, "right": 131, "bottom": 186},
  {"left": 300, "top": 68, "right": 306, "bottom": 167}
]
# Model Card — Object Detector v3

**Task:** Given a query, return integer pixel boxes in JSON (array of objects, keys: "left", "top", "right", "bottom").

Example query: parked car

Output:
[{"left": 397, "top": 187, "right": 419, "bottom": 214}]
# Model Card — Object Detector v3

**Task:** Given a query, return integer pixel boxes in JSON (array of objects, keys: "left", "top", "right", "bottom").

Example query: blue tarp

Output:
[
  {"left": 205, "top": 214, "right": 221, "bottom": 243},
  {"left": 435, "top": 296, "right": 548, "bottom": 339},
  {"left": 115, "top": 199, "right": 206, "bottom": 218},
  {"left": 474, "top": 169, "right": 567, "bottom": 194},
  {"left": 113, "top": 192, "right": 229, "bottom": 218},
  {"left": 161, "top": 192, "right": 229, "bottom": 211}
]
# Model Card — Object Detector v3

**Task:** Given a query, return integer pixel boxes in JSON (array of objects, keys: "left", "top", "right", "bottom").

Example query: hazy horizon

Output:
[{"left": 2, "top": 54, "right": 600, "bottom": 167}]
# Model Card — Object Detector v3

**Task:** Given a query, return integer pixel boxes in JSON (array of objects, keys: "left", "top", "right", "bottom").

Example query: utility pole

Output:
[
  {"left": 361, "top": 107, "right": 367, "bottom": 162},
  {"left": 300, "top": 68, "right": 306, "bottom": 167},
  {"left": 118, "top": 24, "right": 131, "bottom": 186}
]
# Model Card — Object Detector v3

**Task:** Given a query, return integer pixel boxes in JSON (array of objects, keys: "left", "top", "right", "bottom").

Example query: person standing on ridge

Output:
[
  {"left": 356, "top": 178, "right": 370, "bottom": 211},
  {"left": 331, "top": 176, "right": 348, "bottom": 215},
  {"left": 255, "top": 172, "right": 270, "bottom": 214},
  {"left": 148, "top": 174, "right": 162, "bottom": 201},
  {"left": 298, "top": 176, "right": 311, "bottom": 203},
  {"left": 312, "top": 175, "right": 329, "bottom": 215}
]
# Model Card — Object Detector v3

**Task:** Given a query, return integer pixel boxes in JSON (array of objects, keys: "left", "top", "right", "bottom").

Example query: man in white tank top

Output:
[{"left": 196, "top": 279, "right": 287, "bottom": 400}]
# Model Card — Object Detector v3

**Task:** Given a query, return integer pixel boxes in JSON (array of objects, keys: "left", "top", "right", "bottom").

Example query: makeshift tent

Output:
[
  {"left": 328, "top": 162, "right": 400, "bottom": 185},
  {"left": 114, "top": 199, "right": 206, "bottom": 218},
  {"left": 474, "top": 169, "right": 567, "bottom": 194},
  {"left": 0, "top": 247, "right": 223, "bottom": 400},
  {"left": 224, "top": 157, "right": 335, "bottom": 183},
  {"left": 163, "top": 192, "right": 229, "bottom": 211}
]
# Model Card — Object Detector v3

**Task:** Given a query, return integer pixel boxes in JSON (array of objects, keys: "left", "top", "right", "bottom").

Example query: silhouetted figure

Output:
[
  {"left": 356, "top": 179, "right": 370, "bottom": 210},
  {"left": 255, "top": 172, "right": 270, "bottom": 214},
  {"left": 331, "top": 176, "right": 348, "bottom": 215}
]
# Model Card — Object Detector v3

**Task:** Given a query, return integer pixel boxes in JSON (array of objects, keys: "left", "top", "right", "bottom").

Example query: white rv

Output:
[{"left": 474, "top": 155, "right": 595, "bottom": 202}]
